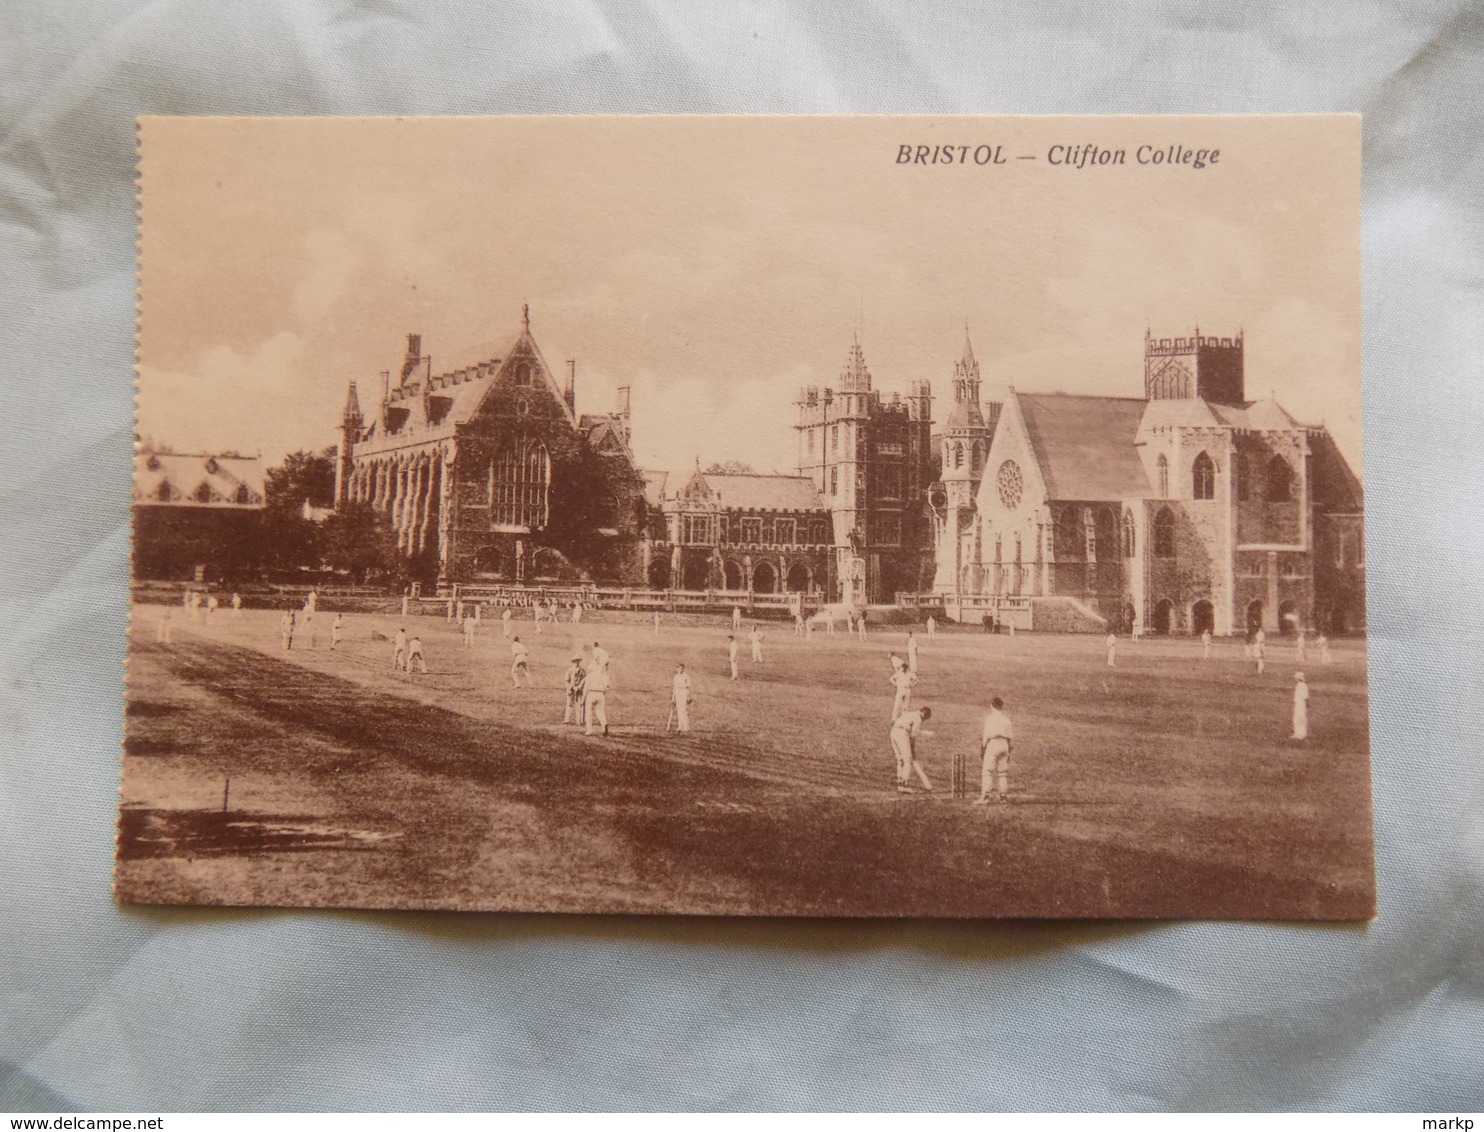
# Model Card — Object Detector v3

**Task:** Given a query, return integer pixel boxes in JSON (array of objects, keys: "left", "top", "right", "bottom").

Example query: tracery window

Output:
[
  {"left": 1192, "top": 451, "right": 1216, "bottom": 500},
  {"left": 953, "top": 442, "right": 964, "bottom": 469},
  {"left": 491, "top": 438, "right": 550, "bottom": 529},
  {"left": 1122, "top": 511, "right": 1136, "bottom": 557},
  {"left": 1154, "top": 507, "right": 1176, "bottom": 558},
  {"left": 775, "top": 518, "right": 796, "bottom": 544},
  {"left": 682, "top": 514, "right": 711, "bottom": 544},
  {"left": 741, "top": 517, "right": 762, "bottom": 544}
]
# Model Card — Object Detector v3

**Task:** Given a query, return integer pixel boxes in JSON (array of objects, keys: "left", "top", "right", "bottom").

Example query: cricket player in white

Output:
[
  {"left": 1296, "top": 627, "right": 1307, "bottom": 664},
  {"left": 1292, "top": 671, "right": 1309, "bottom": 740},
  {"left": 156, "top": 606, "right": 173, "bottom": 644},
  {"left": 905, "top": 631, "right": 919, "bottom": 675},
  {"left": 856, "top": 609, "right": 868, "bottom": 641},
  {"left": 653, "top": 611, "right": 661, "bottom": 637},
  {"left": 926, "top": 615, "right": 936, "bottom": 640},
  {"left": 406, "top": 634, "right": 427, "bottom": 674},
  {"left": 462, "top": 614, "right": 476, "bottom": 648},
  {"left": 890, "top": 706, "right": 934, "bottom": 793},
  {"left": 205, "top": 595, "right": 219, "bottom": 621},
  {"left": 583, "top": 663, "right": 610, "bottom": 736},
  {"left": 563, "top": 657, "right": 586, "bottom": 724},
  {"left": 1106, "top": 632, "right": 1117, "bottom": 667},
  {"left": 671, "top": 663, "right": 693, "bottom": 732},
  {"left": 888, "top": 662, "right": 917, "bottom": 721},
  {"left": 727, "top": 635, "right": 739, "bottom": 680},
  {"left": 1253, "top": 627, "right": 1267, "bottom": 675},
  {"left": 391, "top": 626, "right": 407, "bottom": 669},
  {"left": 509, "top": 636, "right": 531, "bottom": 687},
  {"left": 231, "top": 592, "right": 242, "bottom": 619},
  {"left": 749, "top": 625, "right": 764, "bottom": 663},
  {"left": 1318, "top": 634, "right": 1332, "bottom": 664},
  {"left": 331, "top": 613, "right": 344, "bottom": 649},
  {"left": 501, "top": 607, "right": 512, "bottom": 638},
  {"left": 591, "top": 641, "right": 610, "bottom": 674},
  {"left": 1202, "top": 628, "right": 1212, "bottom": 660},
  {"left": 976, "top": 697, "right": 1013, "bottom": 805},
  {"left": 732, "top": 606, "right": 742, "bottom": 631}
]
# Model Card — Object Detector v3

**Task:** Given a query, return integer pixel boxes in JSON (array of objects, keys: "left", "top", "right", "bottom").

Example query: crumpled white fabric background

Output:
[{"left": 1, "top": 0, "right": 1481, "bottom": 1112}]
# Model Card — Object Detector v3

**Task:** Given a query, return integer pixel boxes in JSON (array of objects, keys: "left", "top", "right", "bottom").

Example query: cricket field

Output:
[{"left": 117, "top": 607, "right": 1374, "bottom": 919}]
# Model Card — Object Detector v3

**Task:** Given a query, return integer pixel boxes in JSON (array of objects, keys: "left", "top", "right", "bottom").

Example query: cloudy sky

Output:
[{"left": 137, "top": 114, "right": 1362, "bottom": 477}]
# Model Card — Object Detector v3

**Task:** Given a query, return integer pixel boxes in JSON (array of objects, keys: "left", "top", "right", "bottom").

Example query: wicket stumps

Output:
[{"left": 951, "top": 750, "right": 968, "bottom": 798}]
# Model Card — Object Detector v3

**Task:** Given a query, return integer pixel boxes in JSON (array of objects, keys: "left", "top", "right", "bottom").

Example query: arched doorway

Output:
[
  {"left": 752, "top": 560, "right": 777, "bottom": 594},
  {"left": 723, "top": 560, "right": 743, "bottom": 591},
  {"left": 1152, "top": 598, "right": 1175, "bottom": 636},
  {"left": 1191, "top": 600, "right": 1214, "bottom": 636},
  {"left": 1246, "top": 600, "right": 1264, "bottom": 635},
  {"left": 786, "top": 563, "right": 811, "bottom": 592},
  {"left": 682, "top": 555, "right": 710, "bottom": 591},
  {"left": 649, "top": 559, "right": 670, "bottom": 589}
]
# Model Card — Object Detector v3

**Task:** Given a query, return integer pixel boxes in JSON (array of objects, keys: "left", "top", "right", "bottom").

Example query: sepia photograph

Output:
[{"left": 121, "top": 114, "right": 1371, "bottom": 918}]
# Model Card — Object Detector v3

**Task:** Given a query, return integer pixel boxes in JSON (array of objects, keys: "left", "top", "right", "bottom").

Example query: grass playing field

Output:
[{"left": 117, "top": 605, "right": 1374, "bottom": 919}]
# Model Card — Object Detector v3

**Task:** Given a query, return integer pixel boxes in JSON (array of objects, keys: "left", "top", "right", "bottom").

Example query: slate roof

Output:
[
  {"left": 369, "top": 321, "right": 577, "bottom": 443},
  {"left": 1015, "top": 393, "right": 1151, "bottom": 502},
  {"left": 699, "top": 473, "right": 827, "bottom": 512},
  {"left": 134, "top": 452, "right": 265, "bottom": 507},
  {"left": 642, "top": 469, "right": 669, "bottom": 506},
  {"left": 1209, "top": 399, "right": 1304, "bottom": 431}
]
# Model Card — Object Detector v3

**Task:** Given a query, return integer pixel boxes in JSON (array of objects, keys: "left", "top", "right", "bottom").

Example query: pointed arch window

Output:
[
  {"left": 514, "top": 361, "right": 533, "bottom": 388},
  {"left": 830, "top": 467, "right": 838, "bottom": 496},
  {"left": 491, "top": 438, "right": 550, "bottom": 529},
  {"left": 953, "top": 442, "right": 964, "bottom": 469},
  {"left": 971, "top": 441, "right": 983, "bottom": 473},
  {"left": 1122, "top": 511, "right": 1136, "bottom": 557},
  {"left": 1265, "top": 455, "right": 1293, "bottom": 502},
  {"left": 1192, "top": 451, "right": 1216, "bottom": 500},
  {"left": 1153, "top": 507, "right": 1176, "bottom": 559},
  {"left": 1157, "top": 454, "right": 1170, "bottom": 497}
]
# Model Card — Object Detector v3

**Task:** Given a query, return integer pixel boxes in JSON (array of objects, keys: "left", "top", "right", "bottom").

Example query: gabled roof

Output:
[
  {"left": 134, "top": 451, "right": 265, "bottom": 508},
  {"left": 370, "top": 313, "right": 577, "bottom": 444},
  {"left": 642, "top": 469, "right": 669, "bottom": 506},
  {"left": 1210, "top": 399, "right": 1304, "bottom": 431},
  {"left": 699, "top": 473, "right": 827, "bottom": 512},
  {"left": 581, "top": 414, "right": 631, "bottom": 457},
  {"left": 1016, "top": 393, "right": 1151, "bottom": 502}
]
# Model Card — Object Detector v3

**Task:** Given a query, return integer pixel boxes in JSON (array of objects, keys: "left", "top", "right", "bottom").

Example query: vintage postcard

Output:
[{"left": 122, "top": 114, "right": 1371, "bottom": 918}]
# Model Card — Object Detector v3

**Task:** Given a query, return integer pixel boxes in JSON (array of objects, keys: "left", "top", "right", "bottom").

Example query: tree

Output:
[
  {"left": 265, "top": 447, "right": 336, "bottom": 513},
  {"left": 704, "top": 460, "right": 756, "bottom": 475},
  {"left": 319, "top": 503, "right": 402, "bottom": 585},
  {"left": 259, "top": 448, "right": 335, "bottom": 575}
]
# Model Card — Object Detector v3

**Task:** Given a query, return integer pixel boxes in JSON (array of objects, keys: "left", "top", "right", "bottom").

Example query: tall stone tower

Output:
[
  {"left": 1144, "top": 328, "right": 1245, "bottom": 404},
  {"left": 932, "top": 331, "right": 994, "bottom": 592},
  {"left": 334, "top": 380, "right": 362, "bottom": 508},
  {"left": 795, "top": 335, "right": 933, "bottom": 604}
]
